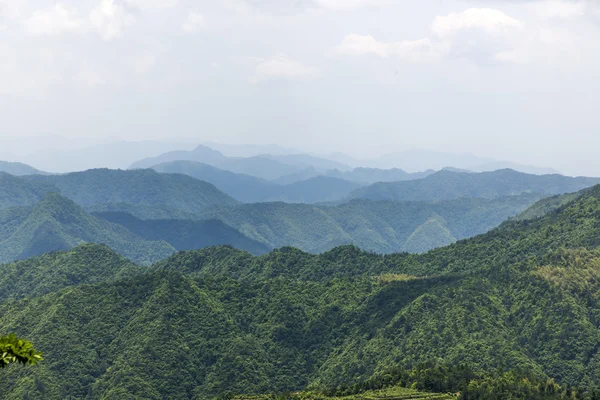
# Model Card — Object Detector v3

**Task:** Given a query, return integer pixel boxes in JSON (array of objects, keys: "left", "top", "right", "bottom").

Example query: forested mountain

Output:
[
  {"left": 150, "top": 161, "right": 363, "bottom": 203},
  {"left": 0, "top": 193, "right": 175, "bottom": 265},
  {"left": 94, "top": 212, "right": 271, "bottom": 255},
  {"left": 325, "top": 167, "right": 434, "bottom": 184},
  {"left": 0, "top": 243, "right": 143, "bottom": 303},
  {"left": 0, "top": 161, "right": 46, "bottom": 176},
  {"left": 194, "top": 194, "right": 544, "bottom": 253},
  {"left": 0, "top": 173, "right": 56, "bottom": 209},
  {"left": 22, "top": 169, "right": 238, "bottom": 214},
  {"left": 264, "top": 176, "right": 363, "bottom": 204},
  {"left": 349, "top": 169, "right": 600, "bottom": 202},
  {"left": 4, "top": 186, "right": 600, "bottom": 398}
]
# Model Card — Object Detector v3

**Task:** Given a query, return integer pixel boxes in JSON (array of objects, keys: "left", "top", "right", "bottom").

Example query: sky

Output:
[{"left": 0, "top": 0, "right": 599, "bottom": 176}]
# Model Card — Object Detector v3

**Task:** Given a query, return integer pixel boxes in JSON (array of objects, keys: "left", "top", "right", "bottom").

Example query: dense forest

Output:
[{"left": 3, "top": 185, "right": 600, "bottom": 398}]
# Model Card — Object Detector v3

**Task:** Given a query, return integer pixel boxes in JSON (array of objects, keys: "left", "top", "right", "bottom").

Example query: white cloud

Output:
[
  {"left": 334, "top": 8, "right": 523, "bottom": 64},
  {"left": 182, "top": 11, "right": 205, "bottom": 33},
  {"left": 529, "top": 0, "right": 585, "bottom": 19},
  {"left": 125, "top": 0, "right": 179, "bottom": 10},
  {"left": 334, "top": 34, "right": 438, "bottom": 61},
  {"left": 315, "top": 0, "right": 386, "bottom": 11},
  {"left": 334, "top": 34, "right": 389, "bottom": 57},
  {"left": 24, "top": 4, "right": 85, "bottom": 35},
  {"left": 90, "top": 0, "right": 136, "bottom": 40},
  {"left": 432, "top": 8, "right": 523, "bottom": 37},
  {"left": 0, "top": 0, "right": 24, "bottom": 21},
  {"left": 225, "top": 0, "right": 384, "bottom": 15},
  {"left": 252, "top": 54, "right": 320, "bottom": 82}
]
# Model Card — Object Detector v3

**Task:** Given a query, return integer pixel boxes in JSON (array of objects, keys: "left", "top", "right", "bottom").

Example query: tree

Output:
[{"left": 0, "top": 333, "right": 43, "bottom": 368}]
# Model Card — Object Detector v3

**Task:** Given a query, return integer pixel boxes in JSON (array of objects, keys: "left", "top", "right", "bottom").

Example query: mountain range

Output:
[
  {"left": 190, "top": 194, "right": 544, "bottom": 253},
  {"left": 129, "top": 145, "right": 335, "bottom": 181},
  {"left": 150, "top": 161, "right": 364, "bottom": 203},
  {"left": 348, "top": 169, "right": 600, "bottom": 202},
  {"left": 1, "top": 167, "right": 599, "bottom": 258},
  {"left": 3, "top": 184, "right": 600, "bottom": 398},
  {"left": 0, "top": 193, "right": 175, "bottom": 265},
  {"left": 0, "top": 193, "right": 269, "bottom": 265},
  {"left": 11, "top": 168, "right": 239, "bottom": 214}
]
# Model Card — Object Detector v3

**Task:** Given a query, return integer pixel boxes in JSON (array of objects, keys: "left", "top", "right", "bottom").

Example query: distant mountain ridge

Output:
[
  {"left": 367, "top": 149, "right": 561, "bottom": 175},
  {"left": 348, "top": 169, "right": 600, "bottom": 202},
  {"left": 130, "top": 145, "right": 342, "bottom": 180},
  {"left": 0, "top": 161, "right": 47, "bottom": 176},
  {"left": 150, "top": 161, "right": 363, "bottom": 203}
]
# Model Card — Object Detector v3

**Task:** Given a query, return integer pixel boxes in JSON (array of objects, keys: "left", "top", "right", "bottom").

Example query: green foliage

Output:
[{"left": 0, "top": 334, "right": 42, "bottom": 368}]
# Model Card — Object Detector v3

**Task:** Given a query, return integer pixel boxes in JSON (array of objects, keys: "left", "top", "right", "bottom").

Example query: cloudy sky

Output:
[{"left": 0, "top": 0, "right": 599, "bottom": 175}]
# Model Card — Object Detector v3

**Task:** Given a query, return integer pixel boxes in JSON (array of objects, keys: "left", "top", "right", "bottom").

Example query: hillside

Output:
[
  {"left": 326, "top": 167, "right": 434, "bottom": 184},
  {"left": 3, "top": 187, "right": 600, "bottom": 397},
  {"left": 514, "top": 191, "right": 585, "bottom": 221},
  {"left": 150, "top": 161, "right": 363, "bottom": 203},
  {"left": 195, "top": 194, "right": 544, "bottom": 253},
  {"left": 23, "top": 168, "right": 238, "bottom": 214},
  {"left": 0, "top": 243, "right": 142, "bottom": 303},
  {"left": 94, "top": 211, "right": 271, "bottom": 255},
  {"left": 267, "top": 176, "right": 364, "bottom": 204},
  {"left": 0, "top": 172, "right": 57, "bottom": 210},
  {"left": 0, "top": 161, "right": 47, "bottom": 176},
  {"left": 0, "top": 193, "right": 175, "bottom": 265},
  {"left": 348, "top": 169, "right": 600, "bottom": 202}
]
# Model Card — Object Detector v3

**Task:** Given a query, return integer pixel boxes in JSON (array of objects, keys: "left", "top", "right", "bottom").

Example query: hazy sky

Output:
[{"left": 0, "top": 0, "right": 599, "bottom": 175}]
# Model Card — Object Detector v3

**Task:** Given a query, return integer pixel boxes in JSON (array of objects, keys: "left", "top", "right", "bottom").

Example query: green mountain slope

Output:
[
  {"left": 0, "top": 193, "right": 175, "bottom": 264},
  {"left": 5, "top": 187, "right": 600, "bottom": 398},
  {"left": 401, "top": 216, "right": 456, "bottom": 253},
  {"left": 514, "top": 191, "right": 585, "bottom": 221},
  {"left": 24, "top": 168, "right": 238, "bottom": 214},
  {"left": 267, "top": 176, "right": 364, "bottom": 204},
  {"left": 196, "top": 194, "right": 544, "bottom": 254},
  {"left": 348, "top": 169, "right": 600, "bottom": 202},
  {"left": 0, "top": 172, "right": 56, "bottom": 210},
  {"left": 0, "top": 243, "right": 142, "bottom": 303},
  {"left": 94, "top": 211, "right": 271, "bottom": 255}
]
